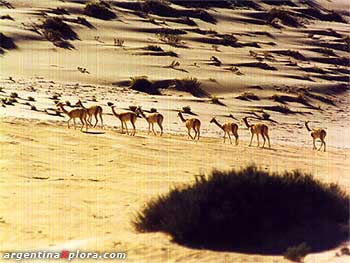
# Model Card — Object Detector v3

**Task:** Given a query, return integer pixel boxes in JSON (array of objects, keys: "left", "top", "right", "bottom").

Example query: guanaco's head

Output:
[
  {"left": 228, "top": 114, "right": 238, "bottom": 120},
  {"left": 209, "top": 117, "right": 216, "bottom": 123}
]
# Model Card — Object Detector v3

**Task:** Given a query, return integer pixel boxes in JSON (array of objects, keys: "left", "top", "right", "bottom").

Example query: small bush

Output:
[
  {"left": 130, "top": 76, "right": 160, "bottom": 95},
  {"left": 30, "top": 105, "right": 37, "bottom": 111},
  {"left": 134, "top": 165, "right": 349, "bottom": 253},
  {"left": 28, "top": 96, "right": 35, "bottom": 101},
  {"left": 340, "top": 247, "right": 350, "bottom": 255},
  {"left": 76, "top": 17, "right": 94, "bottom": 28},
  {"left": 129, "top": 105, "right": 138, "bottom": 112},
  {"left": 267, "top": 8, "right": 302, "bottom": 27},
  {"left": 284, "top": 243, "right": 311, "bottom": 262},
  {"left": 210, "top": 96, "right": 225, "bottom": 106},
  {"left": 173, "top": 77, "right": 208, "bottom": 97},
  {"left": 10, "top": 92, "right": 18, "bottom": 98},
  {"left": 182, "top": 106, "right": 192, "bottom": 114},
  {"left": 262, "top": 111, "right": 271, "bottom": 120},
  {"left": 158, "top": 33, "right": 183, "bottom": 47},
  {"left": 0, "top": 32, "right": 16, "bottom": 49},
  {"left": 263, "top": 104, "right": 295, "bottom": 114},
  {"left": 1, "top": 97, "right": 17, "bottom": 105},
  {"left": 84, "top": 1, "right": 116, "bottom": 20},
  {"left": 42, "top": 17, "right": 78, "bottom": 40},
  {"left": 236, "top": 92, "right": 260, "bottom": 101},
  {"left": 0, "top": 15, "right": 14, "bottom": 21},
  {"left": 144, "top": 45, "right": 163, "bottom": 52}
]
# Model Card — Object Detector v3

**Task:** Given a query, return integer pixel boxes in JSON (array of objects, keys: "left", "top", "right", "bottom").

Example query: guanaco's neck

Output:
[
  {"left": 139, "top": 110, "right": 147, "bottom": 119},
  {"left": 212, "top": 119, "right": 223, "bottom": 130},
  {"left": 78, "top": 101, "right": 86, "bottom": 109},
  {"left": 305, "top": 122, "right": 312, "bottom": 132},
  {"left": 59, "top": 105, "right": 69, "bottom": 115},
  {"left": 111, "top": 107, "right": 120, "bottom": 118},
  {"left": 178, "top": 113, "right": 186, "bottom": 123},
  {"left": 243, "top": 118, "right": 251, "bottom": 128}
]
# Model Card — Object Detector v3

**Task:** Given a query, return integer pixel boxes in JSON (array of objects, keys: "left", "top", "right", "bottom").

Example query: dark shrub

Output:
[
  {"left": 267, "top": 8, "right": 302, "bottom": 27},
  {"left": 141, "top": 0, "right": 174, "bottom": 16},
  {"left": 0, "top": 33, "right": 16, "bottom": 49},
  {"left": 84, "top": 1, "right": 116, "bottom": 20},
  {"left": 42, "top": 17, "right": 78, "bottom": 40},
  {"left": 134, "top": 165, "right": 349, "bottom": 253},
  {"left": 130, "top": 76, "right": 160, "bottom": 95},
  {"left": 236, "top": 92, "right": 260, "bottom": 101},
  {"left": 173, "top": 77, "right": 208, "bottom": 97},
  {"left": 284, "top": 243, "right": 311, "bottom": 262}
]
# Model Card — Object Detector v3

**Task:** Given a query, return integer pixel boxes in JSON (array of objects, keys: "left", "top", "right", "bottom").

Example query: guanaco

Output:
[
  {"left": 56, "top": 102, "right": 89, "bottom": 131},
  {"left": 110, "top": 106, "right": 137, "bottom": 136},
  {"left": 242, "top": 117, "right": 270, "bottom": 148},
  {"left": 177, "top": 112, "right": 201, "bottom": 140},
  {"left": 210, "top": 117, "right": 239, "bottom": 145},
  {"left": 75, "top": 100, "right": 103, "bottom": 128},
  {"left": 305, "top": 121, "right": 327, "bottom": 152},
  {"left": 136, "top": 107, "right": 164, "bottom": 136}
]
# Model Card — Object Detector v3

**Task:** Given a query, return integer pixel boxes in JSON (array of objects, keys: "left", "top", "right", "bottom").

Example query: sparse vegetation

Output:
[
  {"left": 84, "top": 1, "right": 116, "bottom": 20},
  {"left": 134, "top": 165, "right": 349, "bottom": 252},
  {"left": 28, "top": 96, "right": 35, "bottom": 102},
  {"left": 284, "top": 243, "right": 311, "bottom": 262}
]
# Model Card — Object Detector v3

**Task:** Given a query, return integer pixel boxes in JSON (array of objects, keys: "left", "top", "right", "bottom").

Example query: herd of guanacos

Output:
[{"left": 56, "top": 99, "right": 327, "bottom": 152}]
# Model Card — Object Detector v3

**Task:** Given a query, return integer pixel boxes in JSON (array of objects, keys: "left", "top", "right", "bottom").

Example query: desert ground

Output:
[{"left": 0, "top": 0, "right": 350, "bottom": 262}]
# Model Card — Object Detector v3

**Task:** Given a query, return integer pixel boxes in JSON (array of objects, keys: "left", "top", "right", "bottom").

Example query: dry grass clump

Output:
[
  {"left": 84, "top": 1, "right": 116, "bottom": 20},
  {"left": 134, "top": 165, "right": 349, "bottom": 252}
]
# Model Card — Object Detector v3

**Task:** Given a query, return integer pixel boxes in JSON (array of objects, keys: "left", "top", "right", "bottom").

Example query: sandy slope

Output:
[{"left": 0, "top": 117, "right": 349, "bottom": 263}]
